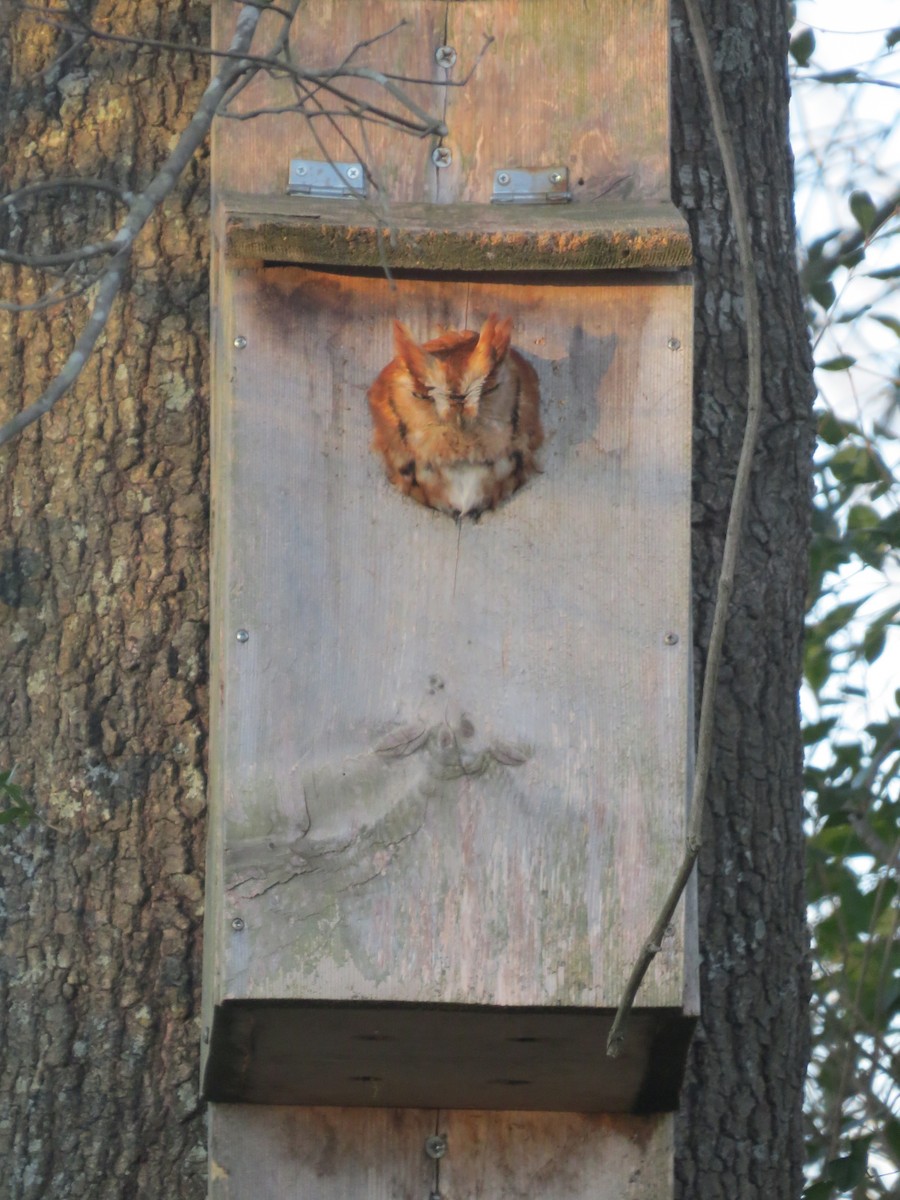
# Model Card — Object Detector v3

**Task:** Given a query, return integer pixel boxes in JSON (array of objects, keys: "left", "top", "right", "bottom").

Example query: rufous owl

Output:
[{"left": 368, "top": 314, "right": 543, "bottom": 518}]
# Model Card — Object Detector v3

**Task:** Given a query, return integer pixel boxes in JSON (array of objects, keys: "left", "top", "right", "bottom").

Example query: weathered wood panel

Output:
[
  {"left": 212, "top": 1, "right": 446, "bottom": 200},
  {"left": 208, "top": 1105, "right": 674, "bottom": 1200},
  {"left": 445, "top": 1, "right": 669, "bottom": 202},
  {"left": 212, "top": 0, "right": 669, "bottom": 203},
  {"left": 202, "top": 264, "right": 693, "bottom": 1108}
]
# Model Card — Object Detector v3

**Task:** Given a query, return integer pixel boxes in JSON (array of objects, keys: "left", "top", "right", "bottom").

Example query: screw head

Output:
[
  {"left": 434, "top": 44, "right": 457, "bottom": 67},
  {"left": 496, "top": 171, "right": 511, "bottom": 186},
  {"left": 235, "top": 628, "right": 250, "bottom": 643},
  {"left": 346, "top": 165, "right": 361, "bottom": 180},
  {"left": 425, "top": 1134, "right": 447, "bottom": 1160},
  {"left": 667, "top": 337, "right": 682, "bottom": 351},
  {"left": 431, "top": 146, "right": 452, "bottom": 168},
  {"left": 233, "top": 335, "right": 247, "bottom": 350},
  {"left": 231, "top": 917, "right": 245, "bottom": 931},
  {"left": 664, "top": 632, "right": 679, "bottom": 645},
  {"left": 549, "top": 170, "right": 565, "bottom": 184}
]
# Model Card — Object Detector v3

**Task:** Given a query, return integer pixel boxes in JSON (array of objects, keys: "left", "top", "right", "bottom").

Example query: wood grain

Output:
[
  {"left": 206, "top": 0, "right": 690, "bottom": 1165},
  {"left": 212, "top": 0, "right": 669, "bottom": 204},
  {"left": 203, "top": 266, "right": 694, "bottom": 1108},
  {"left": 208, "top": 1105, "right": 674, "bottom": 1200}
]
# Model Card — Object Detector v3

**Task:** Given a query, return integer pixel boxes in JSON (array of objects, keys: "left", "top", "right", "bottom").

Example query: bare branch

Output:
[
  {"left": 1, "top": 178, "right": 135, "bottom": 208},
  {"left": 0, "top": 240, "right": 121, "bottom": 268},
  {"left": 0, "top": 264, "right": 96, "bottom": 313},
  {"left": 2, "top": 4, "right": 488, "bottom": 442},
  {"left": 24, "top": 6, "right": 449, "bottom": 137},
  {"left": 0, "top": 4, "right": 264, "bottom": 446},
  {"left": 607, "top": 0, "right": 766, "bottom": 1056}
]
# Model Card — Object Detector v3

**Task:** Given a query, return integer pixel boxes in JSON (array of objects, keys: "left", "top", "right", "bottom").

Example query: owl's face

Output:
[{"left": 393, "top": 315, "right": 513, "bottom": 425}]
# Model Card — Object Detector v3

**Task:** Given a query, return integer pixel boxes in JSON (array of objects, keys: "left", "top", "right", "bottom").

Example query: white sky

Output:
[{"left": 790, "top": 3, "right": 900, "bottom": 727}]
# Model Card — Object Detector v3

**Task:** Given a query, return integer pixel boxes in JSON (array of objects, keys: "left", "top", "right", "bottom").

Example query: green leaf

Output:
[
  {"left": 886, "top": 27, "right": 900, "bottom": 50},
  {"left": 790, "top": 27, "right": 816, "bottom": 66},
  {"left": 866, "top": 266, "right": 900, "bottom": 280},
  {"left": 827, "top": 444, "right": 884, "bottom": 485},
  {"left": 836, "top": 247, "right": 865, "bottom": 271},
  {"left": 862, "top": 624, "right": 886, "bottom": 663},
  {"left": 826, "top": 1138, "right": 870, "bottom": 1188},
  {"left": 834, "top": 304, "right": 871, "bottom": 324},
  {"left": 813, "top": 70, "right": 862, "bottom": 84},
  {"left": 804, "top": 718, "right": 838, "bottom": 747},
  {"left": 816, "top": 412, "right": 853, "bottom": 445},
  {"left": 810, "top": 280, "right": 837, "bottom": 310},
  {"left": 849, "top": 190, "right": 878, "bottom": 235},
  {"left": 0, "top": 767, "right": 34, "bottom": 828},
  {"left": 846, "top": 504, "right": 880, "bottom": 531},
  {"left": 872, "top": 313, "right": 900, "bottom": 337},
  {"left": 818, "top": 355, "right": 856, "bottom": 372},
  {"left": 885, "top": 1117, "right": 900, "bottom": 1160},
  {"left": 802, "top": 1181, "right": 834, "bottom": 1200},
  {"left": 807, "top": 230, "right": 842, "bottom": 258},
  {"left": 804, "top": 639, "right": 832, "bottom": 692}
]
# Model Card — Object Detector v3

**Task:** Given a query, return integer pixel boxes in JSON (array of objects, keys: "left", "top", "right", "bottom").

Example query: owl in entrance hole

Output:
[{"left": 368, "top": 314, "right": 543, "bottom": 518}]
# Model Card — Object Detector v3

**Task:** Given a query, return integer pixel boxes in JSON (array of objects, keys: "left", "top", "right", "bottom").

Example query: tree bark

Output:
[
  {"left": 0, "top": 4, "right": 210, "bottom": 1196},
  {"left": 0, "top": 1, "right": 814, "bottom": 1197},
  {"left": 671, "top": 1, "right": 815, "bottom": 1195}
]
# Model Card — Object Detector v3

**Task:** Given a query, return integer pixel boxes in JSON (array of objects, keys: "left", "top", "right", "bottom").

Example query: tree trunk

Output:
[
  {"left": 671, "top": 1, "right": 815, "bottom": 1195},
  {"left": 0, "top": 1, "right": 814, "bottom": 1197},
  {"left": 0, "top": 4, "right": 211, "bottom": 1196}
]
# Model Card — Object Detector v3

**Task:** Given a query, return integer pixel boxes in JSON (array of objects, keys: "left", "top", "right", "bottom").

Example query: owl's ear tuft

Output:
[
  {"left": 393, "top": 321, "right": 430, "bottom": 381},
  {"left": 472, "top": 313, "right": 513, "bottom": 375}
]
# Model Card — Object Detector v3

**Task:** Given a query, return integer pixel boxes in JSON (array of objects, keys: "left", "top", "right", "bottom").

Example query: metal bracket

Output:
[
  {"left": 287, "top": 159, "right": 367, "bottom": 199},
  {"left": 491, "top": 166, "right": 572, "bottom": 205}
]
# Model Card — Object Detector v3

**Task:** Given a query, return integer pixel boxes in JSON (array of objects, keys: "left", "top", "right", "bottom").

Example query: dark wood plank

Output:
[{"left": 222, "top": 195, "right": 691, "bottom": 270}]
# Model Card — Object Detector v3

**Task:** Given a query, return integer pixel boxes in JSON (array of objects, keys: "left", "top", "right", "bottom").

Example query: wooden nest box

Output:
[{"left": 203, "top": 0, "right": 696, "bottom": 1116}]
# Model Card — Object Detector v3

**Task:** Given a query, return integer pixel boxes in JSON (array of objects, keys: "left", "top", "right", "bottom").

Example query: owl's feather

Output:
[{"left": 368, "top": 314, "right": 543, "bottom": 518}]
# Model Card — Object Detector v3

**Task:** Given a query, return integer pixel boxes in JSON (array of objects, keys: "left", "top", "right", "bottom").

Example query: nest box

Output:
[{"left": 202, "top": 0, "right": 696, "bottom": 1116}]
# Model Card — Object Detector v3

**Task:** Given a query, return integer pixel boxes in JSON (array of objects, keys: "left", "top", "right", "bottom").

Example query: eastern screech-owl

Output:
[{"left": 368, "top": 314, "right": 543, "bottom": 518}]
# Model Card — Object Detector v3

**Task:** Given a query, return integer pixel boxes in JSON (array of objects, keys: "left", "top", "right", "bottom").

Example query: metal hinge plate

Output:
[
  {"left": 491, "top": 166, "right": 572, "bottom": 205},
  {"left": 287, "top": 160, "right": 367, "bottom": 199}
]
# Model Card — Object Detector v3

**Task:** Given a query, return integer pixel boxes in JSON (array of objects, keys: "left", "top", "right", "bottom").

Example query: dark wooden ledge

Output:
[{"left": 220, "top": 193, "right": 692, "bottom": 272}]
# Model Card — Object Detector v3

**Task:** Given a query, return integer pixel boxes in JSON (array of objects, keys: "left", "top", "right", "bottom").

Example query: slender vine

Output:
[{"left": 607, "top": 0, "right": 766, "bottom": 1055}]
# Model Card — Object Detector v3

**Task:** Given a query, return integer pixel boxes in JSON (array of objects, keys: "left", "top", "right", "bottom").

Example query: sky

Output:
[{"left": 790, "top": 3, "right": 900, "bottom": 726}]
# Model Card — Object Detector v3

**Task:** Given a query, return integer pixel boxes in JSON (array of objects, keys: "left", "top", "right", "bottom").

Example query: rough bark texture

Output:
[
  {"left": 0, "top": 1, "right": 813, "bottom": 1198},
  {"left": 671, "top": 1, "right": 814, "bottom": 1196},
  {"left": 0, "top": 4, "right": 210, "bottom": 1196}
]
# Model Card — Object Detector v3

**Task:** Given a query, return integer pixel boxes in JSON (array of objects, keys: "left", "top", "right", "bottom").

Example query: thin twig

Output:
[
  {"left": 0, "top": 4, "right": 264, "bottom": 446},
  {"left": 607, "top": 0, "right": 765, "bottom": 1056},
  {"left": 1, "top": 178, "right": 135, "bottom": 208},
  {"left": 0, "top": 240, "right": 121, "bottom": 268},
  {"left": 24, "top": 6, "right": 449, "bottom": 137},
  {"left": 0, "top": 264, "right": 96, "bottom": 313}
]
